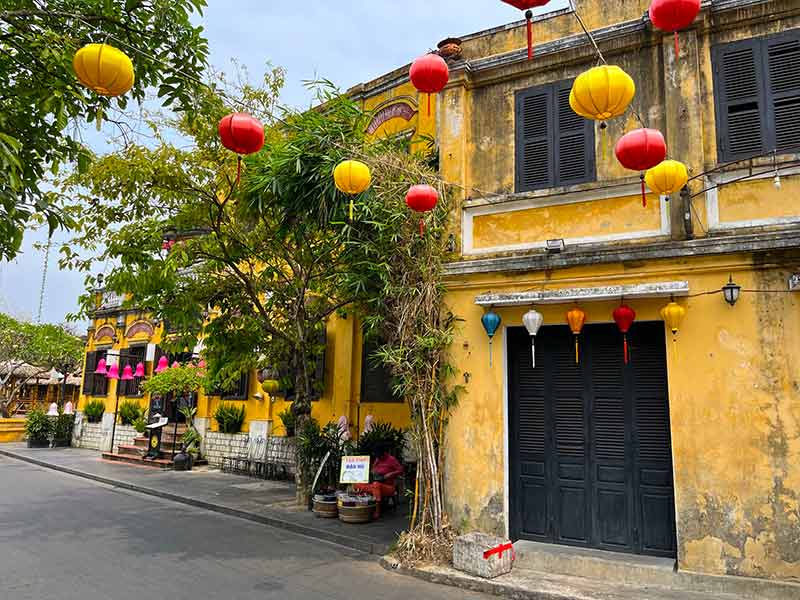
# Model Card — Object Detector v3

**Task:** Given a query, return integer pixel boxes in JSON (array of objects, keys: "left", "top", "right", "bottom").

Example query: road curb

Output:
[
  {"left": 0, "top": 448, "right": 386, "bottom": 556},
  {"left": 378, "top": 556, "right": 562, "bottom": 600}
]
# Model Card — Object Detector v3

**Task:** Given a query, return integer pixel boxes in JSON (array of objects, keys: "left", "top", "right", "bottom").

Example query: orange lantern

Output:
[{"left": 566, "top": 307, "right": 587, "bottom": 364}]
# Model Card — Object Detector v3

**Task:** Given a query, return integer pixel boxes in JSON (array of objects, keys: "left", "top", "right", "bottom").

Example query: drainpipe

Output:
[{"left": 680, "top": 186, "right": 694, "bottom": 239}]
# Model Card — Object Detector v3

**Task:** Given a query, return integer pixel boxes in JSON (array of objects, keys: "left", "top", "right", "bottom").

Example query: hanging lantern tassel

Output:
[
  {"left": 623, "top": 333, "right": 629, "bottom": 364},
  {"left": 419, "top": 218, "right": 425, "bottom": 238},
  {"left": 482, "top": 310, "right": 502, "bottom": 369},
  {"left": 236, "top": 155, "right": 242, "bottom": 186},
  {"left": 489, "top": 338, "right": 494, "bottom": 368},
  {"left": 349, "top": 198, "right": 354, "bottom": 222},
  {"left": 640, "top": 173, "right": 647, "bottom": 208},
  {"left": 526, "top": 10, "right": 534, "bottom": 60},
  {"left": 599, "top": 122, "right": 608, "bottom": 163},
  {"left": 530, "top": 335, "right": 536, "bottom": 368},
  {"left": 674, "top": 31, "right": 680, "bottom": 59},
  {"left": 574, "top": 334, "right": 580, "bottom": 364}
]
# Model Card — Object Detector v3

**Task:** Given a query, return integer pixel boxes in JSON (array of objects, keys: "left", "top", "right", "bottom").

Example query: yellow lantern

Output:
[
  {"left": 73, "top": 43, "right": 135, "bottom": 97},
  {"left": 660, "top": 301, "right": 686, "bottom": 362},
  {"left": 660, "top": 301, "right": 686, "bottom": 336},
  {"left": 333, "top": 160, "right": 372, "bottom": 220},
  {"left": 645, "top": 160, "right": 689, "bottom": 197},
  {"left": 569, "top": 65, "right": 636, "bottom": 121},
  {"left": 261, "top": 380, "right": 280, "bottom": 395}
]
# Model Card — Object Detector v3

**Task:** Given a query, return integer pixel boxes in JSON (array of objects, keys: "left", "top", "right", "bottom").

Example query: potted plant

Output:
[
  {"left": 83, "top": 399, "right": 105, "bottom": 424},
  {"left": 25, "top": 406, "right": 52, "bottom": 448},
  {"left": 277, "top": 407, "right": 296, "bottom": 437},
  {"left": 213, "top": 402, "right": 246, "bottom": 434},
  {"left": 118, "top": 399, "right": 145, "bottom": 426},
  {"left": 51, "top": 412, "right": 75, "bottom": 447},
  {"left": 180, "top": 405, "right": 202, "bottom": 468}
]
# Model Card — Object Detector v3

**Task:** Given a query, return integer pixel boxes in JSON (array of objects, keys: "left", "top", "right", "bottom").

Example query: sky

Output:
[{"left": 0, "top": 0, "right": 569, "bottom": 325}]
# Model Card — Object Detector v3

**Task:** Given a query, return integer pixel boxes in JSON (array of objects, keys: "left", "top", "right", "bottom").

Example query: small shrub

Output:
[
  {"left": 356, "top": 421, "right": 405, "bottom": 460},
  {"left": 118, "top": 400, "right": 144, "bottom": 425},
  {"left": 133, "top": 415, "right": 147, "bottom": 433},
  {"left": 213, "top": 402, "right": 245, "bottom": 434},
  {"left": 182, "top": 427, "right": 202, "bottom": 458},
  {"left": 25, "top": 407, "right": 52, "bottom": 441},
  {"left": 53, "top": 413, "right": 75, "bottom": 441},
  {"left": 83, "top": 399, "right": 105, "bottom": 423},
  {"left": 277, "top": 407, "right": 296, "bottom": 436}
]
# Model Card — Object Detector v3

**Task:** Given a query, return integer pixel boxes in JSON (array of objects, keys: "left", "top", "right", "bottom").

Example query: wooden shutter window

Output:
[
  {"left": 556, "top": 84, "right": 594, "bottom": 185},
  {"left": 714, "top": 39, "right": 764, "bottom": 160},
  {"left": 516, "top": 80, "right": 595, "bottom": 193},
  {"left": 517, "top": 88, "right": 552, "bottom": 191},
  {"left": 766, "top": 35, "right": 800, "bottom": 153},
  {"left": 82, "top": 351, "right": 96, "bottom": 394},
  {"left": 360, "top": 337, "right": 400, "bottom": 403}
]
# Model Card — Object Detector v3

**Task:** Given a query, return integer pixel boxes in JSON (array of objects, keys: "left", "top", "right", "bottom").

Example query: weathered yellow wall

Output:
[
  {"left": 443, "top": 254, "right": 800, "bottom": 581},
  {"left": 0, "top": 419, "right": 26, "bottom": 443}
]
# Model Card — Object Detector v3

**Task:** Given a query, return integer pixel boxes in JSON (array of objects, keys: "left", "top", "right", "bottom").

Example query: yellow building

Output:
[
  {"left": 407, "top": 0, "right": 800, "bottom": 586},
  {"left": 75, "top": 74, "right": 433, "bottom": 450}
]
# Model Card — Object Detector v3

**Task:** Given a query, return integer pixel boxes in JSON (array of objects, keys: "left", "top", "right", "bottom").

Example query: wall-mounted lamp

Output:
[
  {"left": 722, "top": 276, "right": 741, "bottom": 307},
  {"left": 546, "top": 239, "right": 565, "bottom": 254}
]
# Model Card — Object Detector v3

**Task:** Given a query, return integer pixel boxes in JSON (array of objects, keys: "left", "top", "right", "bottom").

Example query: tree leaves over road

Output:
[{"left": 0, "top": 0, "right": 209, "bottom": 260}]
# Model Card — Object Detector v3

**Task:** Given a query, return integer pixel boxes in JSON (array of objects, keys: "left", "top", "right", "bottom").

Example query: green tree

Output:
[
  {"left": 0, "top": 312, "right": 84, "bottom": 416},
  {"left": 0, "top": 0, "right": 209, "bottom": 260}
]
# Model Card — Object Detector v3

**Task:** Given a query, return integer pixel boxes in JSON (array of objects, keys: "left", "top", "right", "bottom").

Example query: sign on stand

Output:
[{"left": 339, "top": 456, "right": 371, "bottom": 484}]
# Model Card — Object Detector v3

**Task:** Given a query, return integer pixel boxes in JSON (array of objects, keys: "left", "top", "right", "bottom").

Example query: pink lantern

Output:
[
  {"left": 198, "top": 359, "right": 207, "bottom": 369},
  {"left": 171, "top": 361, "right": 180, "bottom": 369},
  {"left": 155, "top": 355, "right": 169, "bottom": 373},
  {"left": 121, "top": 364, "right": 134, "bottom": 381},
  {"left": 107, "top": 363, "right": 119, "bottom": 379},
  {"left": 94, "top": 358, "right": 108, "bottom": 375},
  {"left": 134, "top": 362, "right": 145, "bottom": 378}
]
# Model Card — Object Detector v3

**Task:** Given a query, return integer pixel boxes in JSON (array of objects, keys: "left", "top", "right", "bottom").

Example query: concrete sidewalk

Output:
[{"left": 0, "top": 443, "right": 406, "bottom": 555}]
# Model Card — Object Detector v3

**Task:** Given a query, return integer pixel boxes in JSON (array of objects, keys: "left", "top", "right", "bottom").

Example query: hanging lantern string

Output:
[{"left": 67, "top": 13, "right": 790, "bottom": 213}]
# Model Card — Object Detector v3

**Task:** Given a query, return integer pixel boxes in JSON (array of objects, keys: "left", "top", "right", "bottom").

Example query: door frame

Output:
[{"left": 504, "top": 321, "right": 678, "bottom": 553}]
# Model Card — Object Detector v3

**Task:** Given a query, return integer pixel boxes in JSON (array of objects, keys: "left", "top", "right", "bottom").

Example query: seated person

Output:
[{"left": 354, "top": 445, "right": 404, "bottom": 518}]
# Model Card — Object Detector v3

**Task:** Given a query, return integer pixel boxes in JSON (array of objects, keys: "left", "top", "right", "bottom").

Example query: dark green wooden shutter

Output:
[
  {"left": 713, "top": 38, "right": 765, "bottom": 161},
  {"left": 555, "top": 82, "right": 595, "bottom": 186},
  {"left": 516, "top": 86, "right": 552, "bottom": 192},
  {"left": 764, "top": 32, "right": 800, "bottom": 154},
  {"left": 82, "top": 351, "right": 96, "bottom": 394},
  {"left": 360, "top": 337, "right": 399, "bottom": 403},
  {"left": 95, "top": 349, "right": 108, "bottom": 396}
]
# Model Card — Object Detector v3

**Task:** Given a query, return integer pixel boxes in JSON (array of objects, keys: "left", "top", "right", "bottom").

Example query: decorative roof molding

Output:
[{"left": 475, "top": 281, "right": 689, "bottom": 307}]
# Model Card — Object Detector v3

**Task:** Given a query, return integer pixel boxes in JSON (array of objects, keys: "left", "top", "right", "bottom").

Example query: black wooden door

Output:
[{"left": 509, "top": 321, "right": 676, "bottom": 557}]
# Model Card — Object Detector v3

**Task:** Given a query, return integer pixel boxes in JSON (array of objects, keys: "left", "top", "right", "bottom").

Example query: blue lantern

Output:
[{"left": 481, "top": 309, "right": 502, "bottom": 367}]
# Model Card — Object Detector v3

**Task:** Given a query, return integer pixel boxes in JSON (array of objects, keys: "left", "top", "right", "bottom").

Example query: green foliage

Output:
[
  {"left": 0, "top": 0, "right": 209, "bottom": 260},
  {"left": 213, "top": 402, "right": 245, "bottom": 434},
  {"left": 141, "top": 364, "right": 205, "bottom": 397},
  {"left": 53, "top": 413, "right": 75, "bottom": 441},
  {"left": 118, "top": 400, "right": 144, "bottom": 426},
  {"left": 25, "top": 406, "right": 52, "bottom": 440},
  {"left": 83, "top": 399, "right": 105, "bottom": 423},
  {"left": 182, "top": 427, "right": 202, "bottom": 458},
  {"left": 296, "top": 418, "right": 349, "bottom": 491},
  {"left": 356, "top": 422, "right": 405, "bottom": 460},
  {"left": 132, "top": 414, "right": 147, "bottom": 434},
  {"left": 277, "top": 407, "right": 296, "bottom": 436}
]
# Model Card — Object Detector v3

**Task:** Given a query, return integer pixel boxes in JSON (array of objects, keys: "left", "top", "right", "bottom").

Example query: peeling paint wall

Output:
[{"left": 433, "top": 0, "right": 800, "bottom": 584}]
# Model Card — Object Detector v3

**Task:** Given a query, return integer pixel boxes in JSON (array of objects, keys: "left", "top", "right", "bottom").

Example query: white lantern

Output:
[{"left": 522, "top": 308, "right": 544, "bottom": 368}]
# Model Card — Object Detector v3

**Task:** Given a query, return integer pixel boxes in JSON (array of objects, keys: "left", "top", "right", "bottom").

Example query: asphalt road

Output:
[{"left": 0, "top": 456, "right": 490, "bottom": 600}]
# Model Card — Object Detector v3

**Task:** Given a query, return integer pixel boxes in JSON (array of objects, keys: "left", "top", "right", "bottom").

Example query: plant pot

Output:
[
  {"left": 437, "top": 37, "right": 463, "bottom": 60},
  {"left": 313, "top": 498, "right": 338, "bottom": 518},
  {"left": 337, "top": 502, "right": 376, "bottom": 524},
  {"left": 51, "top": 438, "right": 70, "bottom": 448},
  {"left": 27, "top": 439, "right": 50, "bottom": 448}
]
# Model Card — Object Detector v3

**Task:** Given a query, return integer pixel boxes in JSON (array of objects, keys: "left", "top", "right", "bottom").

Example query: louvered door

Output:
[{"left": 509, "top": 322, "right": 675, "bottom": 557}]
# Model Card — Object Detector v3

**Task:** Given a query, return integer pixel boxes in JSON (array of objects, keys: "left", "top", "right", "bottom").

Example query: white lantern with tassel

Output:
[{"left": 522, "top": 308, "right": 544, "bottom": 368}]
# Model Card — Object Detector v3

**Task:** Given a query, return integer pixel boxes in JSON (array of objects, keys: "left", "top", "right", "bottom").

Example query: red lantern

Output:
[
  {"left": 613, "top": 304, "right": 636, "bottom": 364},
  {"left": 649, "top": 0, "right": 701, "bottom": 58},
  {"left": 406, "top": 184, "right": 439, "bottom": 236},
  {"left": 501, "top": 0, "right": 551, "bottom": 60},
  {"left": 409, "top": 54, "right": 449, "bottom": 117},
  {"left": 615, "top": 128, "right": 667, "bottom": 208},
  {"left": 218, "top": 112, "right": 265, "bottom": 184}
]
